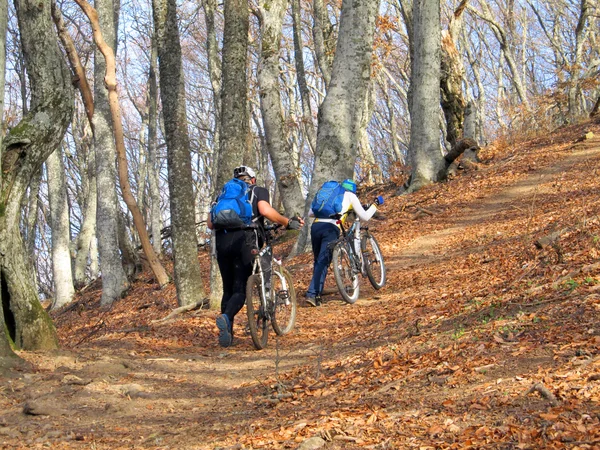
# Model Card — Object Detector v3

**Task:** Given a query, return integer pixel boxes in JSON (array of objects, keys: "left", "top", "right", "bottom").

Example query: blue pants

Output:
[{"left": 306, "top": 222, "right": 340, "bottom": 298}]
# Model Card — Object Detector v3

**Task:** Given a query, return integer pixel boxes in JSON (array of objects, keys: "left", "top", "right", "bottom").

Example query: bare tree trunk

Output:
[
  {"left": 73, "top": 151, "right": 97, "bottom": 288},
  {"left": 440, "top": 0, "right": 468, "bottom": 151},
  {"left": 1, "top": 0, "right": 74, "bottom": 352},
  {"left": 202, "top": 0, "right": 223, "bottom": 308},
  {"left": 24, "top": 170, "right": 41, "bottom": 268},
  {"left": 257, "top": 0, "right": 305, "bottom": 216},
  {"left": 76, "top": 0, "right": 170, "bottom": 291},
  {"left": 0, "top": 0, "right": 6, "bottom": 171},
  {"left": 46, "top": 148, "right": 75, "bottom": 308},
  {"left": 468, "top": 1, "right": 530, "bottom": 111},
  {"left": 152, "top": 0, "right": 206, "bottom": 306},
  {"left": 291, "top": 0, "right": 317, "bottom": 153},
  {"left": 312, "top": 0, "right": 335, "bottom": 88},
  {"left": 217, "top": 0, "right": 250, "bottom": 189},
  {"left": 568, "top": 0, "right": 592, "bottom": 122},
  {"left": 309, "top": 0, "right": 380, "bottom": 190},
  {"left": 406, "top": 0, "right": 444, "bottom": 192},
  {"left": 0, "top": 0, "right": 18, "bottom": 364},
  {"left": 147, "top": 39, "right": 162, "bottom": 257},
  {"left": 52, "top": 1, "right": 99, "bottom": 289},
  {"left": 90, "top": 0, "right": 129, "bottom": 305},
  {"left": 295, "top": 0, "right": 380, "bottom": 255},
  {"left": 117, "top": 211, "right": 139, "bottom": 278},
  {"left": 358, "top": 83, "right": 381, "bottom": 183}
]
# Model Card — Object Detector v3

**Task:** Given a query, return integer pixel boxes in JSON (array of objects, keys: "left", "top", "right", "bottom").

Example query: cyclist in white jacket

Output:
[{"left": 305, "top": 179, "right": 379, "bottom": 307}]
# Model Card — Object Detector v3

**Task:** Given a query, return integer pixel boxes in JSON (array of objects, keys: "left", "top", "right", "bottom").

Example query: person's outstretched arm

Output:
[
  {"left": 347, "top": 192, "right": 377, "bottom": 221},
  {"left": 258, "top": 200, "right": 304, "bottom": 229}
]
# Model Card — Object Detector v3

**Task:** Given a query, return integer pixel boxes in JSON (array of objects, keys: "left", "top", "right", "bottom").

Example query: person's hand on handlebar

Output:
[{"left": 286, "top": 215, "right": 304, "bottom": 230}]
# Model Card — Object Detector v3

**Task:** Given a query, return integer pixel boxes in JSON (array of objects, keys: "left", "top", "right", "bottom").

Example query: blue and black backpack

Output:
[
  {"left": 311, "top": 181, "right": 346, "bottom": 219},
  {"left": 211, "top": 178, "right": 256, "bottom": 229}
]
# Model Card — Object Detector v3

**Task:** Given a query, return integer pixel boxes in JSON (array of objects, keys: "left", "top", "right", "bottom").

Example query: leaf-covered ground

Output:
[{"left": 1, "top": 121, "right": 600, "bottom": 450}]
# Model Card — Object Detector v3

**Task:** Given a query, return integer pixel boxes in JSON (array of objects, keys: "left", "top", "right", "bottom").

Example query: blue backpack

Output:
[
  {"left": 311, "top": 181, "right": 346, "bottom": 219},
  {"left": 211, "top": 178, "right": 256, "bottom": 229}
]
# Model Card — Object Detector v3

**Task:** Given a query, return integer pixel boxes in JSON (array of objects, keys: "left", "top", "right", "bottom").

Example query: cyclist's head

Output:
[
  {"left": 341, "top": 178, "right": 357, "bottom": 194},
  {"left": 233, "top": 165, "right": 256, "bottom": 183}
]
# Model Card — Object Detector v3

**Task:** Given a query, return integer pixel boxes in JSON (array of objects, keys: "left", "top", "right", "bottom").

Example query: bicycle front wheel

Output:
[
  {"left": 271, "top": 267, "right": 297, "bottom": 336},
  {"left": 332, "top": 242, "right": 360, "bottom": 304},
  {"left": 246, "top": 274, "right": 269, "bottom": 349},
  {"left": 361, "top": 232, "right": 386, "bottom": 289}
]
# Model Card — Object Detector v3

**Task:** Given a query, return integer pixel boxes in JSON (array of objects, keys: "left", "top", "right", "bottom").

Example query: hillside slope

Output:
[{"left": 1, "top": 121, "right": 600, "bottom": 449}]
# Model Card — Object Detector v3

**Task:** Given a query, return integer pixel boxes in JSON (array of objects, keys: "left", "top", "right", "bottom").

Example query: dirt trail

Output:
[
  {"left": 388, "top": 135, "right": 600, "bottom": 270},
  {"left": 2, "top": 128, "right": 600, "bottom": 449}
]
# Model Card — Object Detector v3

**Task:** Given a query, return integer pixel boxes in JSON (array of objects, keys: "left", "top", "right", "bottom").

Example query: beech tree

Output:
[
  {"left": 89, "top": 0, "right": 130, "bottom": 305},
  {"left": 308, "top": 0, "right": 381, "bottom": 195},
  {"left": 257, "top": 0, "right": 305, "bottom": 216},
  {"left": 217, "top": 0, "right": 250, "bottom": 190},
  {"left": 152, "top": 0, "right": 206, "bottom": 306},
  {"left": 406, "top": 0, "right": 443, "bottom": 192},
  {"left": 1, "top": 0, "right": 73, "bottom": 353}
]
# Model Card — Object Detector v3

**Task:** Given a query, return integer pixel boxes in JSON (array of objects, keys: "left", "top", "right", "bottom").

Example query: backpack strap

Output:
[{"left": 248, "top": 185, "right": 260, "bottom": 223}]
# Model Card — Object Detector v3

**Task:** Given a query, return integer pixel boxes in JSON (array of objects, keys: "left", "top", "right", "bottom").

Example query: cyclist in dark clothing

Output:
[{"left": 207, "top": 166, "right": 304, "bottom": 347}]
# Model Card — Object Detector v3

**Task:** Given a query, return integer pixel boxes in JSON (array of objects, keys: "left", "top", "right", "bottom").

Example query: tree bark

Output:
[
  {"left": 152, "top": 0, "right": 206, "bottom": 306},
  {"left": 46, "top": 148, "right": 75, "bottom": 308},
  {"left": 309, "top": 0, "right": 380, "bottom": 192},
  {"left": 406, "top": 0, "right": 443, "bottom": 192},
  {"left": 202, "top": 0, "right": 223, "bottom": 309},
  {"left": 257, "top": 0, "right": 305, "bottom": 216},
  {"left": 73, "top": 150, "right": 98, "bottom": 288},
  {"left": 312, "top": 0, "right": 335, "bottom": 88},
  {"left": 295, "top": 0, "right": 380, "bottom": 255},
  {"left": 0, "top": 0, "right": 15, "bottom": 363},
  {"left": 0, "top": 0, "right": 6, "bottom": 174},
  {"left": 1, "top": 0, "right": 74, "bottom": 352},
  {"left": 75, "top": 0, "right": 170, "bottom": 290},
  {"left": 51, "top": 0, "right": 98, "bottom": 289},
  {"left": 89, "top": 0, "right": 129, "bottom": 305},
  {"left": 217, "top": 0, "right": 250, "bottom": 189},
  {"left": 147, "top": 39, "right": 162, "bottom": 257},
  {"left": 468, "top": 1, "right": 530, "bottom": 111},
  {"left": 291, "top": 0, "right": 317, "bottom": 153},
  {"left": 440, "top": 0, "right": 468, "bottom": 151}
]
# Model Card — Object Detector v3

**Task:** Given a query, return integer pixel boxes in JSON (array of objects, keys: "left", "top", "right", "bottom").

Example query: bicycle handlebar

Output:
[{"left": 264, "top": 223, "right": 283, "bottom": 231}]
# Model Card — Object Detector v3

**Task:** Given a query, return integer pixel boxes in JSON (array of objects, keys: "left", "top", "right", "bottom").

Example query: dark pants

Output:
[
  {"left": 306, "top": 222, "right": 340, "bottom": 298},
  {"left": 215, "top": 229, "right": 257, "bottom": 324}
]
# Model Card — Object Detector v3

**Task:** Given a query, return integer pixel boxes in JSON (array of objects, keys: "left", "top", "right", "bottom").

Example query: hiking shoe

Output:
[
  {"left": 305, "top": 296, "right": 319, "bottom": 307},
  {"left": 216, "top": 314, "right": 233, "bottom": 347}
]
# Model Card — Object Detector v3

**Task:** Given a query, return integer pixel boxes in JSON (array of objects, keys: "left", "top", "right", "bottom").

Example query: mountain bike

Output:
[
  {"left": 330, "top": 210, "right": 386, "bottom": 304},
  {"left": 245, "top": 224, "right": 297, "bottom": 350}
]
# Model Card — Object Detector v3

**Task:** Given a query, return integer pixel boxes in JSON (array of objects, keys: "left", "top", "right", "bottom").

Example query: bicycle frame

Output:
[
  {"left": 250, "top": 230, "right": 291, "bottom": 318},
  {"left": 338, "top": 216, "right": 367, "bottom": 276}
]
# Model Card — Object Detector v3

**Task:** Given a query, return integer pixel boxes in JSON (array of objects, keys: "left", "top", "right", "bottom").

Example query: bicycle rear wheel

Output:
[
  {"left": 332, "top": 242, "right": 360, "bottom": 304},
  {"left": 361, "top": 232, "right": 386, "bottom": 289},
  {"left": 246, "top": 274, "right": 269, "bottom": 349},
  {"left": 271, "top": 267, "right": 297, "bottom": 336}
]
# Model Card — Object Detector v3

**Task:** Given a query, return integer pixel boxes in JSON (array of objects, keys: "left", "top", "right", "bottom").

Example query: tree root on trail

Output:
[
  {"left": 525, "top": 382, "right": 559, "bottom": 406},
  {"left": 152, "top": 298, "right": 209, "bottom": 323}
]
